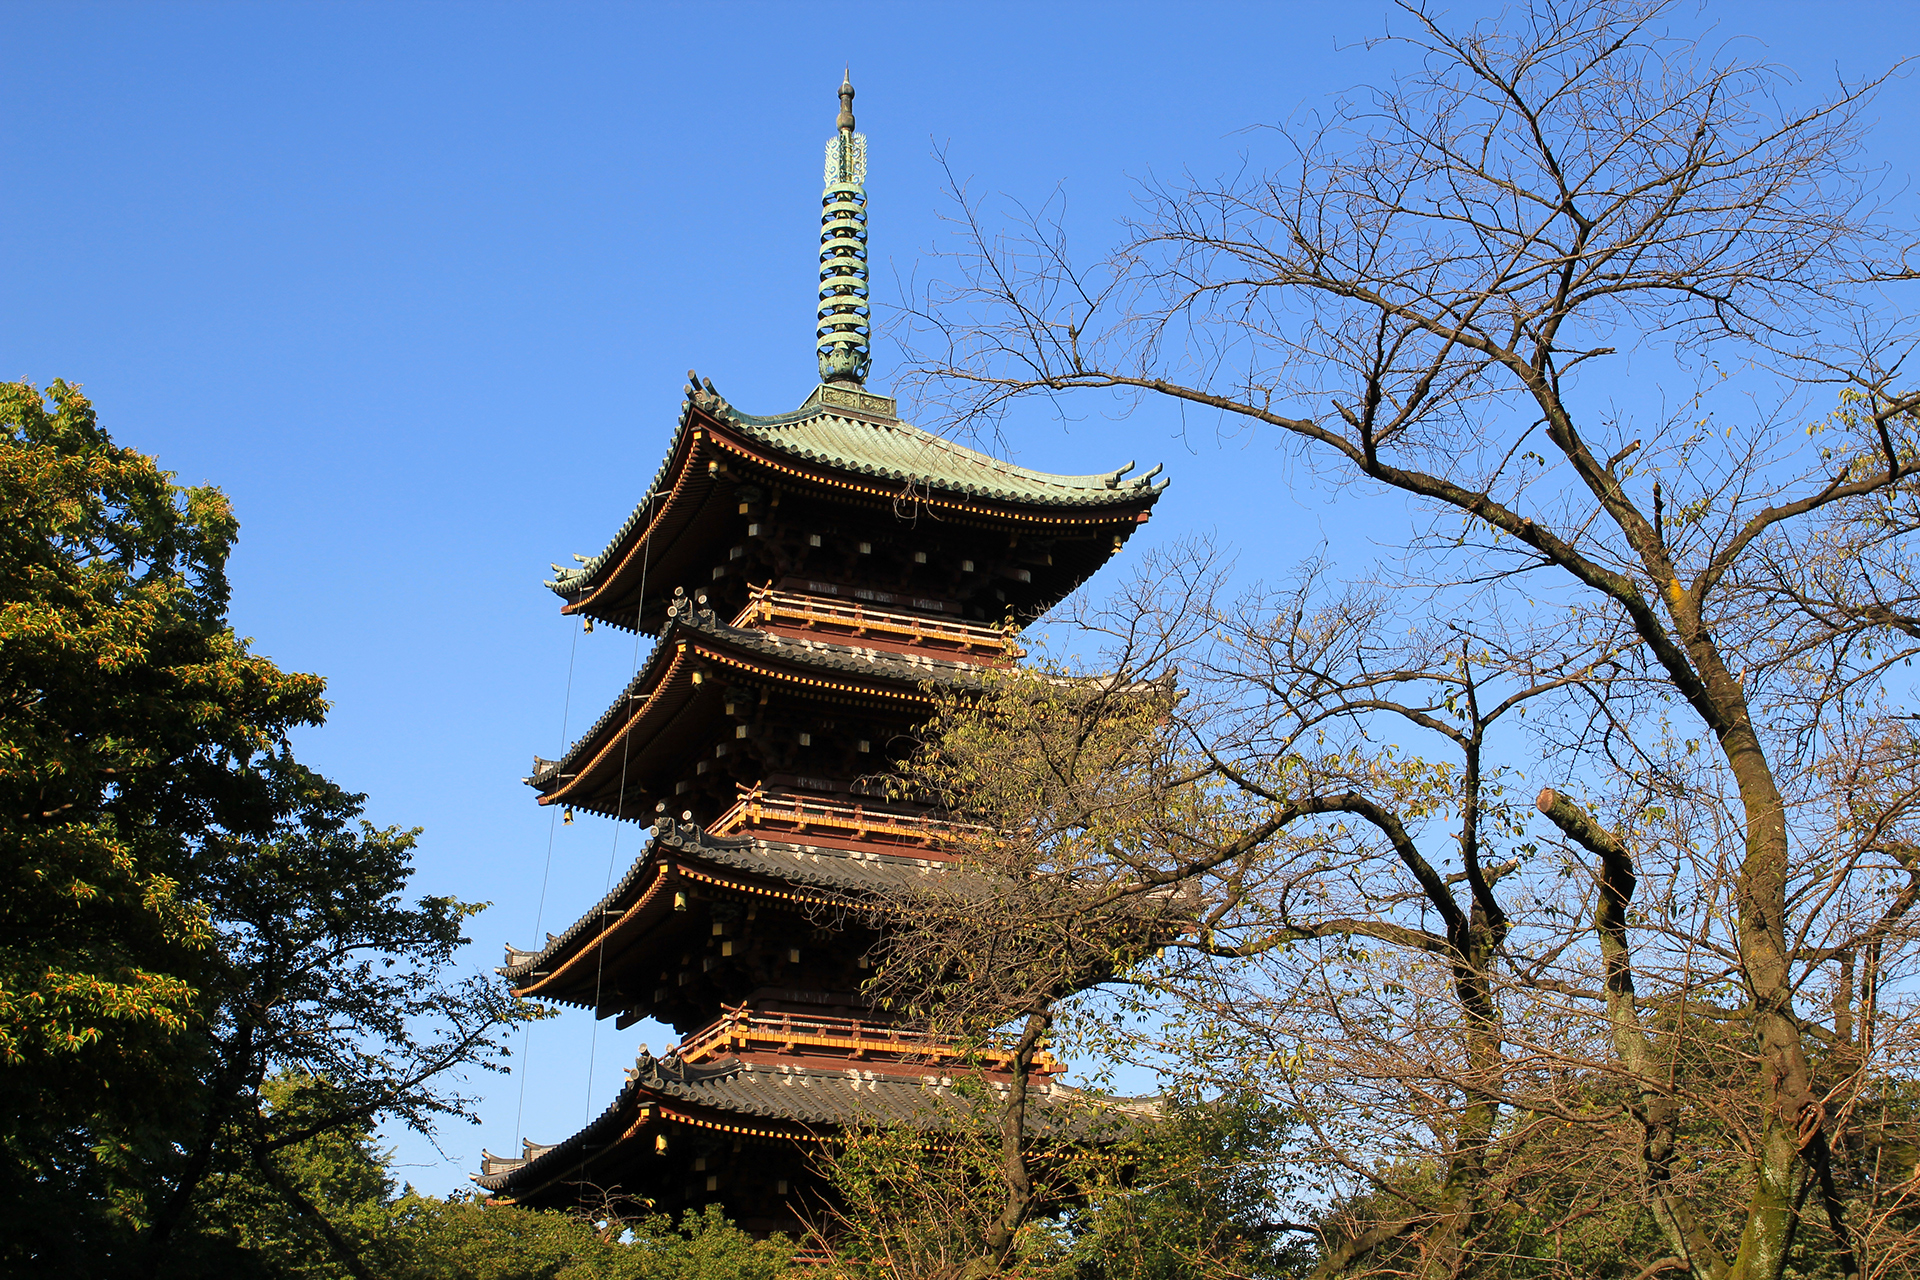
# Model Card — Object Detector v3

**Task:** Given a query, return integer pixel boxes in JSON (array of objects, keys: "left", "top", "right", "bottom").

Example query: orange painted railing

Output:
[
  {"left": 675, "top": 1003, "right": 1061, "bottom": 1076},
  {"left": 708, "top": 784, "right": 990, "bottom": 849},
  {"left": 732, "top": 586, "right": 1017, "bottom": 658}
]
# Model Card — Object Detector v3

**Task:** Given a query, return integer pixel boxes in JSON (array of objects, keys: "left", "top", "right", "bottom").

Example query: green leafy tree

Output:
[
  {"left": 0, "top": 380, "right": 525, "bottom": 1278},
  {"left": 179, "top": 1072, "right": 400, "bottom": 1280},
  {"left": 137, "top": 769, "right": 521, "bottom": 1278},
  {"left": 1055, "top": 1089, "right": 1312, "bottom": 1280},
  {"left": 389, "top": 1199, "right": 798, "bottom": 1280},
  {"left": 811, "top": 1085, "right": 1106, "bottom": 1280},
  {"left": 162, "top": 1072, "right": 799, "bottom": 1280},
  {"left": 0, "top": 377, "right": 328, "bottom": 1268},
  {"left": 0, "top": 379, "right": 309, "bottom": 1077},
  {"left": 811, "top": 1083, "right": 1307, "bottom": 1280}
]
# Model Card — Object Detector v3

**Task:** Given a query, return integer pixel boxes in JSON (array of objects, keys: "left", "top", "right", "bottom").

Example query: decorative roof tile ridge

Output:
[
  {"left": 707, "top": 401, "right": 825, "bottom": 430},
  {"left": 657, "top": 818, "right": 765, "bottom": 855},
  {"left": 634, "top": 1043, "right": 747, "bottom": 1087}
]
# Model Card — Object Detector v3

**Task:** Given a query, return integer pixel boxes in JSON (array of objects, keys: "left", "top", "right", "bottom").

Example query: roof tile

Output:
[
  {"left": 497, "top": 821, "right": 953, "bottom": 983},
  {"left": 547, "top": 380, "right": 1166, "bottom": 598}
]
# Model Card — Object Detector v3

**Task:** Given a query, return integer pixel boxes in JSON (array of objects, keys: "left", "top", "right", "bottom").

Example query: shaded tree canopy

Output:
[
  {"left": 0, "top": 376, "right": 323, "bottom": 1089},
  {"left": 0, "top": 379, "right": 525, "bottom": 1278}
]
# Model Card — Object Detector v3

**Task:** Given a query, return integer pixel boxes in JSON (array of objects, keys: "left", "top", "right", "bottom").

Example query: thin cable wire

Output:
[
  {"left": 533, "top": 625, "right": 581, "bottom": 951},
  {"left": 584, "top": 532, "right": 650, "bottom": 1127},
  {"left": 513, "top": 621, "right": 580, "bottom": 1149}
]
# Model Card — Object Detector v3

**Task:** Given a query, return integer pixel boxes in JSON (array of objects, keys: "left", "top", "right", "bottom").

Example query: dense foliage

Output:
[
  {"left": 0, "top": 380, "right": 523, "bottom": 1277},
  {"left": 0, "top": 376, "right": 312, "bottom": 1080},
  {"left": 813, "top": 1081, "right": 1308, "bottom": 1280}
]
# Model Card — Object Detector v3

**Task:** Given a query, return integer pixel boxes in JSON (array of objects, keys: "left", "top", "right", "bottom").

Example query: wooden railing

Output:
[
  {"left": 708, "top": 784, "right": 990, "bottom": 849},
  {"left": 675, "top": 1003, "right": 1061, "bottom": 1076},
  {"left": 732, "top": 586, "right": 1017, "bottom": 658}
]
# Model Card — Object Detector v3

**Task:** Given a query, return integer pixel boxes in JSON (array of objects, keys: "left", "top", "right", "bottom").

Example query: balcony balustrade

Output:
[
  {"left": 709, "top": 783, "right": 992, "bottom": 850},
  {"left": 674, "top": 1002, "right": 1060, "bottom": 1076},
  {"left": 732, "top": 586, "right": 1018, "bottom": 659}
]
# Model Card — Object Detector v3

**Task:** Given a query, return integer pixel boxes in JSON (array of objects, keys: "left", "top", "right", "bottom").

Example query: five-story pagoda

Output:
[{"left": 474, "top": 76, "right": 1167, "bottom": 1237}]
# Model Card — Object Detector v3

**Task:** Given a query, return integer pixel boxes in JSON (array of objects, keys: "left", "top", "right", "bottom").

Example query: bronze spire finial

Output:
[{"left": 837, "top": 68, "right": 856, "bottom": 133}]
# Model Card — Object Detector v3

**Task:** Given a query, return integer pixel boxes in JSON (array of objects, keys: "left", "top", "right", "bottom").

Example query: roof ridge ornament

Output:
[{"left": 818, "top": 71, "right": 871, "bottom": 387}]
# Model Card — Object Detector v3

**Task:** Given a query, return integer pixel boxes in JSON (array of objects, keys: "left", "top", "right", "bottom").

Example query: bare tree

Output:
[
  {"left": 877, "top": 548, "right": 1629, "bottom": 1278},
  {"left": 879, "top": 3, "right": 1920, "bottom": 1277}
]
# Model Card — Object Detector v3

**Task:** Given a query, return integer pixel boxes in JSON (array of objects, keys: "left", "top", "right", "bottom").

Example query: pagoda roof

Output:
[
  {"left": 473, "top": 1045, "right": 1150, "bottom": 1200},
  {"left": 546, "top": 377, "right": 1166, "bottom": 629},
  {"left": 724, "top": 384, "right": 1165, "bottom": 510},
  {"left": 528, "top": 603, "right": 981, "bottom": 819},
  {"left": 499, "top": 819, "right": 954, "bottom": 1005}
]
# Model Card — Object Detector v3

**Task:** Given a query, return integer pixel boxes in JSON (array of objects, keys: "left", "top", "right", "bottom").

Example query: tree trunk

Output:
[
  {"left": 950, "top": 1010, "right": 1052, "bottom": 1280},
  {"left": 138, "top": 1024, "right": 252, "bottom": 1279},
  {"left": 1705, "top": 654, "right": 1826, "bottom": 1280},
  {"left": 1421, "top": 898, "right": 1501, "bottom": 1279},
  {"left": 1538, "top": 788, "right": 1730, "bottom": 1280}
]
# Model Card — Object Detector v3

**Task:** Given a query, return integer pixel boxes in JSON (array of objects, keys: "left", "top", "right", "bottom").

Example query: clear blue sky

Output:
[{"left": 5, "top": 0, "right": 1917, "bottom": 1194}]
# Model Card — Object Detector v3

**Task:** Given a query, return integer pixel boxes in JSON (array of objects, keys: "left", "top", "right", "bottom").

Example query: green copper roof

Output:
[
  {"left": 730, "top": 383, "right": 1167, "bottom": 507},
  {"left": 544, "top": 374, "right": 1167, "bottom": 597}
]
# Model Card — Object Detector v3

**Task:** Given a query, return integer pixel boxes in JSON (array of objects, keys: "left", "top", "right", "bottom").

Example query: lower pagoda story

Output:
[
  {"left": 476, "top": 370, "right": 1165, "bottom": 1232},
  {"left": 471, "top": 1009, "right": 1149, "bottom": 1239},
  {"left": 474, "top": 816, "right": 1152, "bottom": 1238}
]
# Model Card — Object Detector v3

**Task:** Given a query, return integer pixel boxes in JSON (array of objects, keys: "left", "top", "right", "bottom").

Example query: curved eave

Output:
[
  {"left": 502, "top": 822, "right": 952, "bottom": 1007},
  {"left": 472, "top": 1072, "right": 825, "bottom": 1203},
  {"left": 474, "top": 1053, "right": 1157, "bottom": 1202},
  {"left": 546, "top": 400, "right": 718, "bottom": 626},
  {"left": 547, "top": 389, "right": 1168, "bottom": 632},
  {"left": 507, "top": 855, "right": 854, "bottom": 1007},
  {"left": 531, "top": 642, "right": 695, "bottom": 818},
  {"left": 533, "top": 614, "right": 980, "bottom": 820},
  {"left": 499, "top": 819, "right": 718, "bottom": 991},
  {"left": 506, "top": 860, "right": 673, "bottom": 1004},
  {"left": 472, "top": 1077, "right": 637, "bottom": 1197}
]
